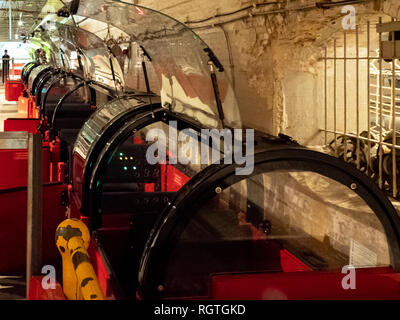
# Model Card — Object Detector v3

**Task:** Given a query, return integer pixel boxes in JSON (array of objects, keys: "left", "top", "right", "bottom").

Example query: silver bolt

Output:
[
  {"left": 215, "top": 187, "right": 222, "bottom": 194},
  {"left": 350, "top": 183, "right": 357, "bottom": 190}
]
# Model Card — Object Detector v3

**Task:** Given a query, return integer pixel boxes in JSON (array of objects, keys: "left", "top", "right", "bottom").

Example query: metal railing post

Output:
[{"left": 26, "top": 133, "right": 43, "bottom": 298}]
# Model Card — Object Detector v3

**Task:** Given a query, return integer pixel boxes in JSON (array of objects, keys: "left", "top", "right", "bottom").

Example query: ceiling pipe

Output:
[{"left": 316, "top": 0, "right": 370, "bottom": 8}]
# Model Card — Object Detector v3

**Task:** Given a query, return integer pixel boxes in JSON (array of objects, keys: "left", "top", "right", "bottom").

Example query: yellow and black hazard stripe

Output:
[{"left": 56, "top": 219, "right": 105, "bottom": 300}]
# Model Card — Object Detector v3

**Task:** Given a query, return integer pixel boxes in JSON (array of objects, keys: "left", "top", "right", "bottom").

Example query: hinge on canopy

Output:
[
  {"left": 57, "top": 0, "right": 80, "bottom": 17},
  {"left": 204, "top": 48, "right": 225, "bottom": 127}
]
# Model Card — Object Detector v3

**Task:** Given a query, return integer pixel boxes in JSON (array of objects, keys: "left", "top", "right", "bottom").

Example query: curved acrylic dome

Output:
[
  {"left": 36, "top": 21, "right": 125, "bottom": 90},
  {"left": 63, "top": 0, "right": 241, "bottom": 129},
  {"left": 31, "top": 33, "right": 71, "bottom": 70},
  {"left": 25, "top": 0, "right": 241, "bottom": 128}
]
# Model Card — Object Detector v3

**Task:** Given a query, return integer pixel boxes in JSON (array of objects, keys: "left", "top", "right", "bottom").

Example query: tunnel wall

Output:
[{"left": 135, "top": 0, "right": 400, "bottom": 145}]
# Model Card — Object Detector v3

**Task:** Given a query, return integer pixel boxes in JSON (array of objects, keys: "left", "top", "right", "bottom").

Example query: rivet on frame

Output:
[
  {"left": 215, "top": 187, "right": 222, "bottom": 194},
  {"left": 157, "top": 285, "right": 165, "bottom": 292},
  {"left": 350, "top": 183, "right": 357, "bottom": 190}
]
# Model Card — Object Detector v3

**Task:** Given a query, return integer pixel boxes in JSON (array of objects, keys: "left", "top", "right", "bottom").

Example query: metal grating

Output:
[{"left": 322, "top": 17, "right": 400, "bottom": 199}]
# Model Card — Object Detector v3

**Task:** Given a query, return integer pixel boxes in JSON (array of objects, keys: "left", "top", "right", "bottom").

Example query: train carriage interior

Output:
[{"left": 2, "top": 0, "right": 400, "bottom": 304}]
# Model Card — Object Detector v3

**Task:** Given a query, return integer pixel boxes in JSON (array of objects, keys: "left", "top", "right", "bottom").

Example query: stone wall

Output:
[{"left": 135, "top": 0, "right": 400, "bottom": 144}]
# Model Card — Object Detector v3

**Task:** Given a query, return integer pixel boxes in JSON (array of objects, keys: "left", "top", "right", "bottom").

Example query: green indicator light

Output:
[
  {"left": 96, "top": 180, "right": 100, "bottom": 188},
  {"left": 123, "top": 166, "right": 128, "bottom": 171},
  {"left": 133, "top": 166, "right": 137, "bottom": 170},
  {"left": 120, "top": 153, "right": 123, "bottom": 156}
]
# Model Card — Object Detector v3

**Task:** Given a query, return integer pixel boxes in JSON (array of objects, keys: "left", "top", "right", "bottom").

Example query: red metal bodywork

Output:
[
  {"left": 0, "top": 183, "right": 67, "bottom": 273},
  {"left": 0, "top": 146, "right": 54, "bottom": 190},
  {"left": 88, "top": 240, "right": 114, "bottom": 298},
  {"left": 2, "top": 120, "right": 63, "bottom": 189},
  {"left": 210, "top": 266, "right": 400, "bottom": 300},
  {"left": 5, "top": 80, "right": 24, "bottom": 101},
  {"left": 28, "top": 276, "right": 66, "bottom": 300},
  {"left": 280, "top": 249, "right": 312, "bottom": 272},
  {"left": 28, "top": 99, "right": 38, "bottom": 119},
  {"left": 4, "top": 118, "right": 39, "bottom": 134},
  {"left": 0, "top": 118, "right": 66, "bottom": 273},
  {"left": 18, "top": 96, "right": 30, "bottom": 118},
  {"left": 10, "top": 63, "right": 24, "bottom": 78},
  {"left": 159, "top": 163, "right": 191, "bottom": 192}
]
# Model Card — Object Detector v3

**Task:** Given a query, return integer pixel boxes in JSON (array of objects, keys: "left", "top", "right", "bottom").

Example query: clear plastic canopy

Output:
[
  {"left": 32, "top": 32, "right": 71, "bottom": 69},
  {"left": 24, "top": 0, "right": 241, "bottom": 128},
  {"left": 34, "top": 21, "right": 124, "bottom": 90},
  {"left": 73, "top": 0, "right": 241, "bottom": 128}
]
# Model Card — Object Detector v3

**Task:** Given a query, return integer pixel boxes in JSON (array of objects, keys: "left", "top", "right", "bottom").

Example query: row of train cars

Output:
[{"left": 2, "top": 2, "right": 400, "bottom": 300}]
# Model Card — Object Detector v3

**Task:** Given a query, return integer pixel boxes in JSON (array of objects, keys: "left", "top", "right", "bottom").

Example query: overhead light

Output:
[{"left": 18, "top": 21, "right": 23, "bottom": 26}]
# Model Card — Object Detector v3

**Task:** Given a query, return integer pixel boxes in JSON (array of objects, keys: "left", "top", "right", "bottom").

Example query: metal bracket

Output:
[{"left": 377, "top": 21, "right": 400, "bottom": 59}]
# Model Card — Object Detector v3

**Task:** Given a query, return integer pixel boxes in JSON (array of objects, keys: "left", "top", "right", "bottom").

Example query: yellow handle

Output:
[{"left": 55, "top": 218, "right": 105, "bottom": 300}]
